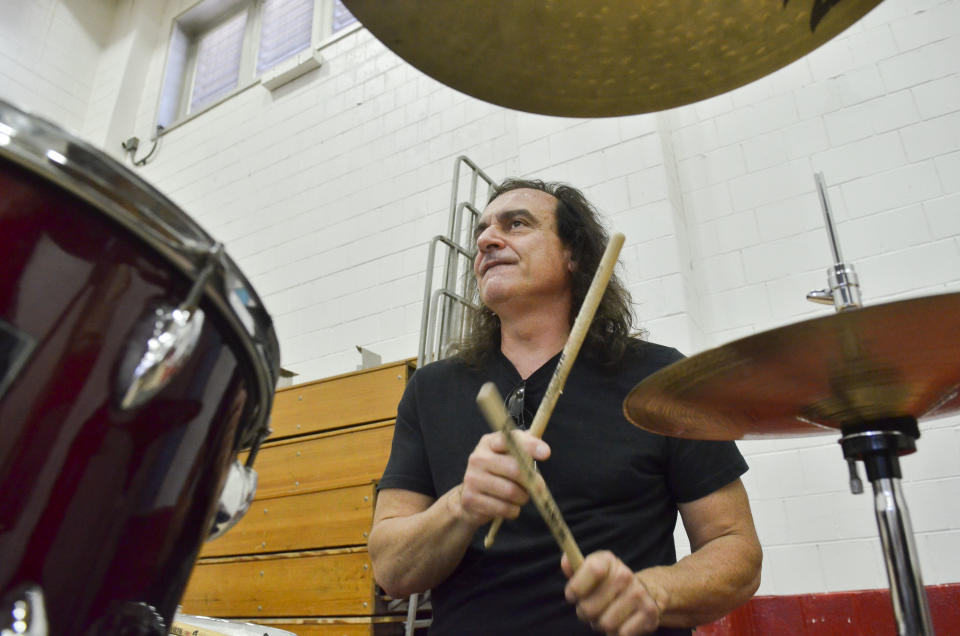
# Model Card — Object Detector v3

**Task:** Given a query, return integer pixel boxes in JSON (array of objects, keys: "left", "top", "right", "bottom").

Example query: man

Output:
[{"left": 368, "top": 179, "right": 761, "bottom": 635}]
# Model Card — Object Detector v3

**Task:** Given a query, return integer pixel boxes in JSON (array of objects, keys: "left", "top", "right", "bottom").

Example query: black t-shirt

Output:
[{"left": 378, "top": 341, "right": 748, "bottom": 636}]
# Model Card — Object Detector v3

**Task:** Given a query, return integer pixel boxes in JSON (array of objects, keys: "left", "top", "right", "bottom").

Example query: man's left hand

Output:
[{"left": 562, "top": 551, "right": 661, "bottom": 636}]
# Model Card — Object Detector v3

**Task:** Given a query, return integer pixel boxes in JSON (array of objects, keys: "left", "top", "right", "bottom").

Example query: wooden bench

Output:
[{"left": 180, "top": 359, "right": 415, "bottom": 635}]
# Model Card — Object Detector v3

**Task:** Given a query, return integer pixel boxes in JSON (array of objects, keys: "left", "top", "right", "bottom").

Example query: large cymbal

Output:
[
  {"left": 342, "top": 0, "right": 883, "bottom": 117},
  {"left": 623, "top": 293, "right": 960, "bottom": 440}
]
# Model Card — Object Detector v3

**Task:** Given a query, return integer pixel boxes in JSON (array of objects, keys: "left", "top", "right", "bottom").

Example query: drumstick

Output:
[
  {"left": 476, "top": 382, "right": 584, "bottom": 571},
  {"left": 484, "top": 232, "right": 625, "bottom": 547}
]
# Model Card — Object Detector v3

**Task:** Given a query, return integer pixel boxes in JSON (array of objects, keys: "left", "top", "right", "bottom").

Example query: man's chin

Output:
[{"left": 478, "top": 282, "right": 512, "bottom": 309}]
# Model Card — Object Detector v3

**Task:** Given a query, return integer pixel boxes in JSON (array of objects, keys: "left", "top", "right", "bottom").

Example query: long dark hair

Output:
[{"left": 453, "top": 178, "right": 642, "bottom": 370}]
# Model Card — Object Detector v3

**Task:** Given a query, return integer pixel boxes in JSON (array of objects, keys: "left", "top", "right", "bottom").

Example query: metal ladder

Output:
[
  {"left": 416, "top": 155, "right": 496, "bottom": 367},
  {"left": 403, "top": 156, "right": 495, "bottom": 635}
]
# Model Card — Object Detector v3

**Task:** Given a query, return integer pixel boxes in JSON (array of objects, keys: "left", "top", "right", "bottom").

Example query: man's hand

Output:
[
  {"left": 562, "top": 551, "right": 662, "bottom": 636},
  {"left": 457, "top": 431, "right": 551, "bottom": 526}
]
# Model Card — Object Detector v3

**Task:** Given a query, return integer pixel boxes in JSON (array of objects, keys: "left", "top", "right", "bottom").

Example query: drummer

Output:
[{"left": 368, "top": 179, "right": 761, "bottom": 635}]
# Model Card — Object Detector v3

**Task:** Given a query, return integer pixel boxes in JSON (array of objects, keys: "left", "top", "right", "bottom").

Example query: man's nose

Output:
[{"left": 476, "top": 224, "right": 504, "bottom": 251}]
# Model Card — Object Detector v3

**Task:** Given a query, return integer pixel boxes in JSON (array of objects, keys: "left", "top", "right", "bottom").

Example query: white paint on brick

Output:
[
  {"left": 683, "top": 182, "right": 734, "bottom": 226},
  {"left": 764, "top": 544, "right": 827, "bottom": 595},
  {"left": 924, "top": 192, "right": 960, "bottom": 238},
  {"left": 912, "top": 75, "right": 960, "bottom": 120},
  {"left": 751, "top": 498, "right": 791, "bottom": 546},
  {"left": 903, "top": 479, "right": 958, "bottom": 533},
  {"left": 729, "top": 158, "right": 814, "bottom": 212},
  {"left": 934, "top": 149, "right": 960, "bottom": 192},
  {"left": 901, "top": 424, "right": 960, "bottom": 481},
  {"left": 830, "top": 492, "right": 878, "bottom": 541},
  {"left": 819, "top": 539, "right": 887, "bottom": 591},
  {"left": 918, "top": 530, "right": 960, "bottom": 583}
]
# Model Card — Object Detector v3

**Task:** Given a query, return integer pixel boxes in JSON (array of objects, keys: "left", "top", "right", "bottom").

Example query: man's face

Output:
[{"left": 473, "top": 188, "right": 574, "bottom": 313}]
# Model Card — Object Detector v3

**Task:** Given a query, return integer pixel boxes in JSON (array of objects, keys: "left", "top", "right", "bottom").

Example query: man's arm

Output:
[
  {"left": 563, "top": 478, "right": 762, "bottom": 634},
  {"left": 639, "top": 477, "right": 762, "bottom": 625},
  {"left": 367, "top": 487, "right": 474, "bottom": 598},
  {"left": 368, "top": 431, "right": 552, "bottom": 598}
]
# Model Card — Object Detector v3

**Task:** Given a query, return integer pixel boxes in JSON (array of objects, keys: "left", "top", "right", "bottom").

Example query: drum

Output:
[{"left": 0, "top": 99, "right": 280, "bottom": 635}]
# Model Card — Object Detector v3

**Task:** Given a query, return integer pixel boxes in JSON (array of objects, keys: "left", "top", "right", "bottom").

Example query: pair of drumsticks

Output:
[{"left": 474, "top": 232, "right": 625, "bottom": 571}]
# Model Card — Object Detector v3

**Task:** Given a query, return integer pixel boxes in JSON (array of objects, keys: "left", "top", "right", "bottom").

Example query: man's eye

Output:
[{"left": 510, "top": 219, "right": 525, "bottom": 228}]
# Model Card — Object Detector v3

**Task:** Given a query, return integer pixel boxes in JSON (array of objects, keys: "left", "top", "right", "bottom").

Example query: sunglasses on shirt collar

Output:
[{"left": 505, "top": 382, "right": 527, "bottom": 430}]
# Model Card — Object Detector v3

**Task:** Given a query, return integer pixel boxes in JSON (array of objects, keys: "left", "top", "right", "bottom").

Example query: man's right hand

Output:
[{"left": 456, "top": 430, "right": 552, "bottom": 526}]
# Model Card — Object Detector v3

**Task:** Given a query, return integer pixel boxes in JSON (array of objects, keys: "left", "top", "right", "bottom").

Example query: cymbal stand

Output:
[
  {"left": 806, "top": 173, "right": 934, "bottom": 635},
  {"left": 806, "top": 172, "right": 862, "bottom": 313},
  {"left": 840, "top": 420, "right": 934, "bottom": 635},
  {"left": 806, "top": 171, "right": 865, "bottom": 494}
]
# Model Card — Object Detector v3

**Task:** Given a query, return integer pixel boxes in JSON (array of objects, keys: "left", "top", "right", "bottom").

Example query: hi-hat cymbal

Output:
[
  {"left": 623, "top": 293, "right": 960, "bottom": 440},
  {"left": 342, "top": 0, "right": 883, "bottom": 117}
]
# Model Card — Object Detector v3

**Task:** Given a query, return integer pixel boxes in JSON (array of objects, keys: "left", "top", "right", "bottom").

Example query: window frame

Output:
[
  {"left": 155, "top": 0, "right": 359, "bottom": 134},
  {"left": 182, "top": 3, "right": 258, "bottom": 116}
]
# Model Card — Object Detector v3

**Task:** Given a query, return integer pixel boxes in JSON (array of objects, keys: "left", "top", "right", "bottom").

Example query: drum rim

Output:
[{"left": 0, "top": 98, "right": 280, "bottom": 449}]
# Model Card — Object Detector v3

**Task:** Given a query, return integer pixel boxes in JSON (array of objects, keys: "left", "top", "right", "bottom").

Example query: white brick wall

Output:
[
  {"left": 4, "top": 0, "right": 960, "bottom": 601},
  {"left": 0, "top": 0, "right": 116, "bottom": 134}
]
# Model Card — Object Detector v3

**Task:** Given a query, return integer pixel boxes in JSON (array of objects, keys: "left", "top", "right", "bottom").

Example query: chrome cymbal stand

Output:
[
  {"left": 806, "top": 172, "right": 862, "bottom": 313},
  {"left": 806, "top": 173, "right": 934, "bottom": 636}
]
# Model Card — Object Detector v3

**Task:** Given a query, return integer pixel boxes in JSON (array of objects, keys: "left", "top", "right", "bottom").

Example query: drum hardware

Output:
[
  {"left": 808, "top": 173, "right": 932, "bottom": 634},
  {"left": 0, "top": 98, "right": 281, "bottom": 635},
  {"left": 839, "top": 422, "right": 934, "bottom": 636},
  {"left": 208, "top": 460, "right": 258, "bottom": 540},
  {"left": 623, "top": 172, "right": 947, "bottom": 635},
  {"left": 0, "top": 319, "right": 35, "bottom": 402},
  {"left": 806, "top": 172, "right": 865, "bottom": 493},
  {"left": 0, "top": 100, "right": 278, "bottom": 451},
  {"left": 118, "top": 244, "right": 224, "bottom": 410},
  {"left": 87, "top": 602, "right": 166, "bottom": 636},
  {"left": 806, "top": 172, "right": 862, "bottom": 313},
  {"left": 209, "top": 399, "right": 270, "bottom": 540},
  {"left": 1, "top": 585, "right": 47, "bottom": 636},
  {"left": 342, "top": 0, "right": 884, "bottom": 117}
]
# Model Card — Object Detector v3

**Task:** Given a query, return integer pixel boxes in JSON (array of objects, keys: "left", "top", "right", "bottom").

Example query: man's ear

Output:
[{"left": 567, "top": 259, "right": 576, "bottom": 273}]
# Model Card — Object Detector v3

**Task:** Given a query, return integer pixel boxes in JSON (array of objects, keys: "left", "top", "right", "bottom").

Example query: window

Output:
[{"left": 157, "top": 0, "right": 357, "bottom": 129}]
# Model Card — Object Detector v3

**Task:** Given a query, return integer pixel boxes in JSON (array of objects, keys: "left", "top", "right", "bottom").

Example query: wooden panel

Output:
[
  {"left": 271, "top": 362, "right": 412, "bottom": 438},
  {"left": 181, "top": 550, "right": 373, "bottom": 618},
  {"left": 201, "top": 484, "right": 375, "bottom": 558},
  {"left": 250, "top": 422, "right": 394, "bottom": 499}
]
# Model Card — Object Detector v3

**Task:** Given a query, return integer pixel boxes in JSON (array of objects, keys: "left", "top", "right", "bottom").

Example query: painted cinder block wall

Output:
[{"left": 2, "top": 0, "right": 958, "bottom": 599}]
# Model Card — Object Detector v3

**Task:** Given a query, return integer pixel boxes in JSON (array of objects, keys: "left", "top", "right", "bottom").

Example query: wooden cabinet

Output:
[
  {"left": 183, "top": 549, "right": 373, "bottom": 616},
  {"left": 247, "top": 422, "right": 395, "bottom": 499},
  {"left": 200, "top": 485, "right": 374, "bottom": 558},
  {"left": 181, "top": 359, "right": 415, "bottom": 635}
]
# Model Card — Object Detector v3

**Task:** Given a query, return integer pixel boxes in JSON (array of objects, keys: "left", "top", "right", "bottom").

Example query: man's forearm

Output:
[
  {"left": 637, "top": 532, "right": 762, "bottom": 628},
  {"left": 368, "top": 485, "right": 480, "bottom": 598}
]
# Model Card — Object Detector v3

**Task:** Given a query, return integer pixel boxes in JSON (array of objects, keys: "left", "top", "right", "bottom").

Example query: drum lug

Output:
[
  {"left": 118, "top": 245, "right": 224, "bottom": 410},
  {"left": 118, "top": 304, "right": 205, "bottom": 410},
  {"left": 1, "top": 584, "right": 48, "bottom": 636},
  {"left": 207, "top": 459, "right": 258, "bottom": 540}
]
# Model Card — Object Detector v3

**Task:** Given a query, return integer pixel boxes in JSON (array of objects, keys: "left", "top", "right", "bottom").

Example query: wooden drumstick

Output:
[
  {"left": 476, "top": 382, "right": 584, "bottom": 570},
  {"left": 484, "top": 232, "right": 625, "bottom": 547}
]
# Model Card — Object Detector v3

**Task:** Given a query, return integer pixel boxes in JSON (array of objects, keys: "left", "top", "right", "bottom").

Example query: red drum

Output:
[{"left": 0, "top": 100, "right": 279, "bottom": 635}]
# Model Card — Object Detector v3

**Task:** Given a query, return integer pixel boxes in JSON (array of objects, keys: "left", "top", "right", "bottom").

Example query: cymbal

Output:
[
  {"left": 623, "top": 293, "right": 960, "bottom": 440},
  {"left": 341, "top": 0, "right": 883, "bottom": 117}
]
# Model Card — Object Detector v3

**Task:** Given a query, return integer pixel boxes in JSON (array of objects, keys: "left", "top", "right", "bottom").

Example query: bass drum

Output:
[{"left": 0, "top": 99, "right": 280, "bottom": 635}]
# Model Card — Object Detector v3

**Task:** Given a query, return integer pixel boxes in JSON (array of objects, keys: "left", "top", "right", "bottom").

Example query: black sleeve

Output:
[
  {"left": 665, "top": 437, "right": 748, "bottom": 504},
  {"left": 377, "top": 371, "right": 437, "bottom": 497},
  {"left": 637, "top": 342, "right": 748, "bottom": 503}
]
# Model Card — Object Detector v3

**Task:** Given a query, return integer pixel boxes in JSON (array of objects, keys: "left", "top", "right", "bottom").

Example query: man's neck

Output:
[{"left": 499, "top": 306, "right": 571, "bottom": 379}]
